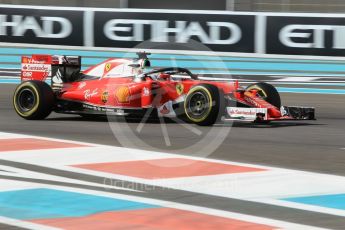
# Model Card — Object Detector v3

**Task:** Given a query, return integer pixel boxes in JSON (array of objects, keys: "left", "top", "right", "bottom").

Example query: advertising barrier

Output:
[
  {"left": 0, "top": 7, "right": 84, "bottom": 46},
  {"left": 266, "top": 16, "right": 345, "bottom": 57},
  {"left": 93, "top": 11, "right": 255, "bottom": 53},
  {"left": 0, "top": 5, "right": 345, "bottom": 57}
]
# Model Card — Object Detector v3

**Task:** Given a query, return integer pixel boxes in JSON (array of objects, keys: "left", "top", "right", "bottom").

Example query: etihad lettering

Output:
[
  {"left": 104, "top": 19, "right": 242, "bottom": 45},
  {"left": 0, "top": 15, "right": 72, "bottom": 38}
]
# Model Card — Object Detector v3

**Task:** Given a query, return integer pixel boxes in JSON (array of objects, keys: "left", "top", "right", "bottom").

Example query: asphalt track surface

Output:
[{"left": 1, "top": 83, "right": 345, "bottom": 229}]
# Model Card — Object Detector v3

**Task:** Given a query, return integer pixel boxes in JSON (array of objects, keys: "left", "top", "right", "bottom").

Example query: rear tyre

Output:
[
  {"left": 246, "top": 82, "right": 281, "bottom": 108},
  {"left": 184, "top": 84, "right": 224, "bottom": 126},
  {"left": 13, "top": 81, "right": 55, "bottom": 120}
]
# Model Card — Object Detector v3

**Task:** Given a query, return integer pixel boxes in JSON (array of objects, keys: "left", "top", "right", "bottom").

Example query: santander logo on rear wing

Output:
[
  {"left": 21, "top": 55, "right": 81, "bottom": 84},
  {"left": 21, "top": 55, "right": 52, "bottom": 82}
]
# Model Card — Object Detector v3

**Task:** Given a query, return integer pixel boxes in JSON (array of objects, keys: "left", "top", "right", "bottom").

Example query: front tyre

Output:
[
  {"left": 13, "top": 81, "right": 55, "bottom": 120},
  {"left": 184, "top": 84, "right": 224, "bottom": 126},
  {"left": 246, "top": 82, "right": 281, "bottom": 108}
]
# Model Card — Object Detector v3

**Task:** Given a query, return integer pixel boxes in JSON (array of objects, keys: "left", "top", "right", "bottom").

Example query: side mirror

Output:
[{"left": 128, "top": 63, "right": 141, "bottom": 68}]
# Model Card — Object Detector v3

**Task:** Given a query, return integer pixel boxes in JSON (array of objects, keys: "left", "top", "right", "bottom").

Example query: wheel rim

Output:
[
  {"left": 17, "top": 88, "right": 36, "bottom": 112},
  {"left": 187, "top": 91, "right": 209, "bottom": 118}
]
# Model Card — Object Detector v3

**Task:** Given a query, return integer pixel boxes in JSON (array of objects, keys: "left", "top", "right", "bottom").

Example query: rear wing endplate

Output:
[{"left": 21, "top": 54, "right": 81, "bottom": 84}]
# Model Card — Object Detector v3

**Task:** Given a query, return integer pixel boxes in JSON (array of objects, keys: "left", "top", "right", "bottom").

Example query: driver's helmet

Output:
[{"left": 131, "top": 58, "right": 151, "bottom": 76}]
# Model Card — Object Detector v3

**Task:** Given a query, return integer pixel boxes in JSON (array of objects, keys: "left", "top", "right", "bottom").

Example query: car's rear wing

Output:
[
  {"left": 21, "top": 55, "right": 52, "bottom": 82},
  {"left": 21, "top": 54, "right": 81, "bottom": 84}
]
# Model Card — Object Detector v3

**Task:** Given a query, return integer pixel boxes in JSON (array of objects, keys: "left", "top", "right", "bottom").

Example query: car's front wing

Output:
[{"left": 224, "top": 106, "right": 315, "bottom": 122}]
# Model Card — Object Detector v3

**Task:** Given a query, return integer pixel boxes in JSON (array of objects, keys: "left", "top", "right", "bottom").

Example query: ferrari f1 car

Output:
[{"left": 13, "top": 52, "right": 315, "bottom": 126}]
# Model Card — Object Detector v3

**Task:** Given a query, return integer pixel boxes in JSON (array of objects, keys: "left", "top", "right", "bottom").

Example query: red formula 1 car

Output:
[{"left": 13, "top": 52, "right": 315, "bottom": 126}]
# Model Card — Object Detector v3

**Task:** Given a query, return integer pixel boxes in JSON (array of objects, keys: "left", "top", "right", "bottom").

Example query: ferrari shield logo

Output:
[
  {"left": 101, "top": 91, "right": 109, "bottom": 103},
  {"left": 176, "top": 83, "right": 184, "bottom": 95},
  {"left": 105, "top": 63, "right": 112, "bottom": 72}
]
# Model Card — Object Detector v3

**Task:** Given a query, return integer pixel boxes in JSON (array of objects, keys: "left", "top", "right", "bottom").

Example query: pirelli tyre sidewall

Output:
[
  {"left": 13, "top": 80, "right": 55, "bottom": 120},
  {"left": 246, "top": 82, "right": 281, "bottom": 108},
  {"left": 184, "top": 84, "right": 224, "bottom": 126}
]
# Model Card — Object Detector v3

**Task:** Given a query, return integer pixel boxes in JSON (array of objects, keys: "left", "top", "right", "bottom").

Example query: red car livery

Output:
[{"left": 13, "top": 52, "right": 315, "bottom": 126}]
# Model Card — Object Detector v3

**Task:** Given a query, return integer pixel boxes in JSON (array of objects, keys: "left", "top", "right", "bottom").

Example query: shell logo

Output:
[{"left": 115, "top": 86, "right": 130, "bottom": 103}]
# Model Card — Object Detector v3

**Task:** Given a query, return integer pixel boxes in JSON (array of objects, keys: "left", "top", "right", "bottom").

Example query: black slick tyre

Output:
[
  {"left": 246, "top": 82, "right": 281, "bottom": 108},
  {"left": 13, "top": 80, "right": 55, "bottom": 120},
  {"left": 184, "top": 84, "right": 224, "bottom": 126}
]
